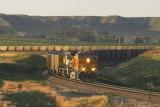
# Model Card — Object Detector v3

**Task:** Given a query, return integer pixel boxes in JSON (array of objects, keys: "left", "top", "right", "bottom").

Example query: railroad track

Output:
[{"left": 46, "top": 74, "right": 160, "bottom": 104}]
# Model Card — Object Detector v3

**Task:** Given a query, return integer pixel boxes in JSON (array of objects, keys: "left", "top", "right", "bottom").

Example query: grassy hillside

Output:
[
  {"left": 0, "top": 52, "right": 47, "bottom": 84},
  {"left": 99, "top": 49, "right": 160, "bottom": 92},
  {"left": 1, "top": 14, "right": 160, "bottom": 42}
]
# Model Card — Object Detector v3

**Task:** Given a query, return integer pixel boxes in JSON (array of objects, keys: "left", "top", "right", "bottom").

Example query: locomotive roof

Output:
[
  {"left": 48, "top": 51, "right": 67, "bottom": 55},
  {"left": 79, "top": 52, "right": 96, "bottom": 55},
  {"left": 48, "top": 51, "right": 97, "bottom": 56},
  {"left": 78, "top": 51, "right": 97, "bottom": 57}
]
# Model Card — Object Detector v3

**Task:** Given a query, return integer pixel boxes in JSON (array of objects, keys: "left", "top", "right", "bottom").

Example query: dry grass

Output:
[
  {"left": 0, "top": 52, "right": 25, "bottom": 57},
  {"left": 0, "top": 52, "right": 27, "bottom": 63},
  {"left": 142, "top": 49, "right": 160, "bottom": 57},
  {"left": 1, "top": 81, "right": 109, "bottom": 107},
  {"left": 56, "top": 95, "right": 108, "bottom": 107},
  {"left": 0, "top": 52, "right": 108, "bottom": 107}
]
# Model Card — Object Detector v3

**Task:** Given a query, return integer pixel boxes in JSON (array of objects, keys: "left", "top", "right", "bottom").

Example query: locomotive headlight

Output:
[
  {"left": 91, "top": 68, "right": 96, "bottom": 71},
  {"left": 82, "top": 67, "right": 86, "bottom": 71},
  {"left": 86, "top": 58, "right": 90, "bottom": 63}
]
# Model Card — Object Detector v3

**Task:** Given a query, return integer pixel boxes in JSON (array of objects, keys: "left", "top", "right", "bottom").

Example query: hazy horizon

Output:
[{"left": 0, "top": 0, "right": 159, "bottom": 17}]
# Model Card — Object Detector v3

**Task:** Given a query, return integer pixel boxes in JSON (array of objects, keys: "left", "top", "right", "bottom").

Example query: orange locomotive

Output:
[{"left": 47, "top": 51, "right": 98, "bottom": 80}]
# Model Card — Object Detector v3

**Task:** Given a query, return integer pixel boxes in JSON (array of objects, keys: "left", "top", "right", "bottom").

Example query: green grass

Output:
[
  {"left": 0, "top": 38, "right": 50, "bottom": 46},
  {"left": 5, "top": 91, "right": 56, "bottom": 107},
  {"left": 0, "top": 79, "right": 3, "bottom": 87},
  {"left": 0, "top": 38, "right": 120, "bottom": 46},
  {"left": 0, "top": 53, "right": 47, "bottom": 84},
  {"left": 99, "top": 55, "right": 160, "bottom": 92},
  {"left": 0, "top": 38, "right": 160, "bottom": 46}
]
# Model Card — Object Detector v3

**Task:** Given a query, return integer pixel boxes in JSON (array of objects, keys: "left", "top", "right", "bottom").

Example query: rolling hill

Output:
[
  {"left": 100, "top": 49, "right": 160, "bottom": 92},
  {"left": 1, "top": 13, "right": 160, "bottom": 42}
]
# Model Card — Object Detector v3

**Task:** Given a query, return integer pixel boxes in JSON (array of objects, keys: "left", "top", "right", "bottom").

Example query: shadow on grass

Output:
[
  {"left": 100, "top": 56, "right": 160, "bottom": 92},
  {"left": 0, "top": 54, "right": 47, "bottom": 84},
  {"left": 60, "top": 90, "right": 101, "bottom": 98},
  {"left": 5, "top": 91, "right": 56, "bottom": 107},
  {"left": 0, "top": 79, "right": 4, "bottom": 88}
]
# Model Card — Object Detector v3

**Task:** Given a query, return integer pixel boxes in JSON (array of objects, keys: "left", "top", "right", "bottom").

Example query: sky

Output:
[{"left": 0, "top": 0, "right": 159, "bottom": 17}]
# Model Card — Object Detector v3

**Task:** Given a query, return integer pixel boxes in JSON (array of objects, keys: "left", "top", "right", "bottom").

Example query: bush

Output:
[{"left": 5, "top": 91, "right": 56, "bottom": 107}]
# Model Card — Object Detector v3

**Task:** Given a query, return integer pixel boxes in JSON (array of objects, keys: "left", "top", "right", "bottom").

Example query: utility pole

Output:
[
  {"left": 147, "top": 82, "right": 154, "bottom": 104},
  {"left": 135, "top": 36, "right": 137, "bottom": 49},
  {"left": 118, "top": 37, "right": 121, "bottom": 46}
]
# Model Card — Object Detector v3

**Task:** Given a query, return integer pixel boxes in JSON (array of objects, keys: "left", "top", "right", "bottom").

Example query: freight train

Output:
[{"left": 47, "top": 51, "right": 98, "bottom": 80}]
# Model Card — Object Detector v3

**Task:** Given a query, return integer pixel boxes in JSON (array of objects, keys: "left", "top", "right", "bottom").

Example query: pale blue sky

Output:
[{"left": 0, "top": 0, "right": 159, "bottom": 17}]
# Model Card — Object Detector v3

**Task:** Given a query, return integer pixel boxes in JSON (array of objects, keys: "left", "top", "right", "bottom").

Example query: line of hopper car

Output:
[{"left": 47, "top": 51, "right": 99, "bottom": 80}]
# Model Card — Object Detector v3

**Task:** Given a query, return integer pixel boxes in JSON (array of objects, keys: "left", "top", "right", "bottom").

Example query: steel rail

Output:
[{"left": 46, "top": 74, "right": 160, "bottom": 104}]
